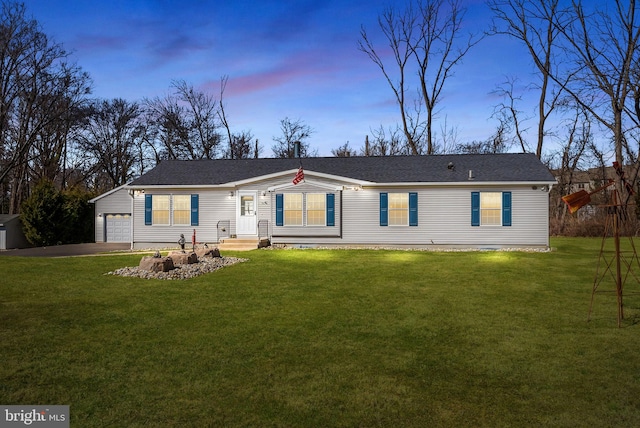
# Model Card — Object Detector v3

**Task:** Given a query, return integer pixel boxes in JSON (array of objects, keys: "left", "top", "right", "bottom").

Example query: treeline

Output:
[
  {"left": 4, "top": 0, "right": 640, "bottom": 239},
  {"left": 0, "top": 3, "right": 319, "bottom": 216}
]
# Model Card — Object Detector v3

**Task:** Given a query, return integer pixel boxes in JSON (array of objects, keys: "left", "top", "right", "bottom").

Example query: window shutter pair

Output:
[
  {"left": 144, "top": 194, "right": 199, "bottom": 226},
  {"left": 379, "top": 193, "right": 418, "bottom": 226},
  {"left": 275, "top": 193, "right": 335, "bottom": 226},
  {"left": 470, "top": 192, "right": 511, "bottom": 227}
]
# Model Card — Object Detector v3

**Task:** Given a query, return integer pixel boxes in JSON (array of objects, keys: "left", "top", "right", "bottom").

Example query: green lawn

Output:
[{"left": 2, "top": 238, "right": 640, "bottom": 427}]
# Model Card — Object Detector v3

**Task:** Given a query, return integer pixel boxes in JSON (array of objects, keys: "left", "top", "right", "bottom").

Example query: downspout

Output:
[
  {"left": 339, "top": 190, "right": 343, "bottom": 239},
  {"left": 128, "top": 188, "right": 135, "bottom": 250}
]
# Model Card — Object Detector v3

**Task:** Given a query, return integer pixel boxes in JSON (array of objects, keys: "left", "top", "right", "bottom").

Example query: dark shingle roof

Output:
[{"left": 129, "top": 153, "right": 555, "bottom": 186}]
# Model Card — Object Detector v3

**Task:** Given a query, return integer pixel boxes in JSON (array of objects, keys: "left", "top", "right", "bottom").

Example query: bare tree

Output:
[
  {"left": 491, "top": 77, "right": 530, "bottom": 153},
  {"left": 29, "top": 70, "right": 92, "bottom": 187},
  {"left": 360, "top": 125, "right": 408, "bottom": 156},
  {"left": 145, "top": 80, "right": 222, "bottom": 160},
  {"left": 435, "top": 115, "right": 461, "bottom": 154},
  {"left": 489, "top": 0, "right": 569, "bottom": 159},
  {"left": 552, "top": 107, "right": 591, "bottom": 228},
  {"left": 78, "top": 99, "right": 145, "bottom": 190},
  {"left": 218, "top": 75, "right": 261, "bottom": 159},
  {"left": 227, "top": 131, "right": 259, "bottom": 159},
  {"left": 455, "top": 113, "right": 512, "bottom": 154},
  {"left": 0, "top": 2, "right": 92, "bottom": 212},
  {"left": 271, "top": 117, "right": 315, "bottom": 158},
  {"left": 359, "top": 0, "right": 481, "bottom": 154},
  {"left": 554, "top": 0, "right": 640, "bottom": 167},
  {"left": 331, "top": 142, "right": 354, "bottom": 157},
  {"left": 172, "top": 80, "right": 221, "bottom": 159}
]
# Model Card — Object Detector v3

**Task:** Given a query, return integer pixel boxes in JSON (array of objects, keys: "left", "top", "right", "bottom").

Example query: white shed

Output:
[{"left": 0, "top": 214, "right": 30, "bottom": 250}]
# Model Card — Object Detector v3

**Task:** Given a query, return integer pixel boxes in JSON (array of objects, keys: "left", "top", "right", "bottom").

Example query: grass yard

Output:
[{"left": 2, "top": 238, "right": 640, "bottom": 426}]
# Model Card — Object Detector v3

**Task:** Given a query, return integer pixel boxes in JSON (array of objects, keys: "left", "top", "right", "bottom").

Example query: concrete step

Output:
[{"left": 218, "top": 238, "right": 263, "bottom": 251}]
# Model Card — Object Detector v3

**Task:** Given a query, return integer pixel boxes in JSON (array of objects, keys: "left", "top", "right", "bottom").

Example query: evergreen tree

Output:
[{"left": 21, "top": 180, "right": 65, "bottom": 246}]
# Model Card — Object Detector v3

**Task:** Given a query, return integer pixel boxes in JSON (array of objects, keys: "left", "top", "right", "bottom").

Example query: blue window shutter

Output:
[
  {"left": 380, "top": 193, "right": 388, "bottom": 226},
  {"left": 326, "top": 193, "right": 335, "bottom": 226},
  {"left": 502, "top": 191, "right": 512, "bottom": 226},
  {"left": 471, "top": 192, "right": 480, "bottom": 226},
  {"left": 276, "top": 194, "right": 284, "bottom": 226},
  {"left": 191, "top": 194, "right": 199, "bottom": 226},
  {"left": 409, "top": 192, "right": 418, "bottom": 226},
  {"left": 145, "top": 194, "right": 152, "bottom": 225}
]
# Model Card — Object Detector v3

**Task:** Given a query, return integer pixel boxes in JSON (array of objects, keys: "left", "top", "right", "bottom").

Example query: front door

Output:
[{"left": 236, "top": 191, "right": 257, "bottom": 235}]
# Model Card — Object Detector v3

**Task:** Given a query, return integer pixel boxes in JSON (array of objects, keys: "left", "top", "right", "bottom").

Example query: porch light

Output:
[{"left": 229, "top": 191, "right": 234, "bottom": 197}]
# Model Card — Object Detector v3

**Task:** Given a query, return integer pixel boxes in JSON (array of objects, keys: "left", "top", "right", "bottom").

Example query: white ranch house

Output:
[{"left": 90, "top": 153, "right": 556, "bottom": 250}]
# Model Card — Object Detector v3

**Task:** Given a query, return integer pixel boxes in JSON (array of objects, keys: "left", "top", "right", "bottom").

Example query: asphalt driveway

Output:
[{"left": 0, "top": 243, "right": 131, "bottom": 257}]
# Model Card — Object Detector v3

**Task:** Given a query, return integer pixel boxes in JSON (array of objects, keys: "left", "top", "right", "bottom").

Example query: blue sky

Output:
[{"left": 24, "top": 0, "right": 535, "bottom": 156}]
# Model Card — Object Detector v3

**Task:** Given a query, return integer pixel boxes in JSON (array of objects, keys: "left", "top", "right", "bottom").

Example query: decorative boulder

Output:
[
  {"left": 139, "top": 256, "right": 175, "bottom": 272},
  {"left": 196, "top": 247, "right": 221, "bottom": 258},
  {"left": 168, "top": 251, "right": 198, "bottom": 265}
]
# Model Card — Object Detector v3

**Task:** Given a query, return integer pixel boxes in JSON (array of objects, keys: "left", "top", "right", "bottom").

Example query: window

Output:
[
  {"left": 173, "top": 195, "right": 191, "bottom": 225},
  {"left": 152, "top": 195, "right": 170, "bottom": 225},
  {"left": 471, "top": 192, "right": 511, "bottom": 227},
  {"left": 480, "top": 192, "right": 501, "bottom": 226},
  {"left": 145, "top": 194, "right": 199, "bottom": 226},
  {"left": 284, "top": 193, "right": 303, "bottom": 225},
  {"left": 388, "top": 193, "right": 409, "bottom": 226},
  {"left": 306, "top": 193, "right": 326, "bottom": 226},
  {"left": 380, "top": 192, "right": 418, "bottom": 226},
  {"left": 241, "top": 195, "right": 255, "bottom": 216},
  {"left": 275, "top": 193, "right": 335, "bottom": 227}
]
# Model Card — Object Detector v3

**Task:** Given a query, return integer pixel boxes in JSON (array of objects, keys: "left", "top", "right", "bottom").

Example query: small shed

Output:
[{"left": 0, "top": 214, "right": 29, "bottom": 250}]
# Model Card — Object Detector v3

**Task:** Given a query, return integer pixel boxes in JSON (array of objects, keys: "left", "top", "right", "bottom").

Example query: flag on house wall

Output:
[{"left": 292, "top": 167, "right": 304, "bottom": 185}]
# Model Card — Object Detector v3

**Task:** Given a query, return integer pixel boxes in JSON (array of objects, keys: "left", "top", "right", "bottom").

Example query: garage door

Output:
[{"left": 105, "top": 214, "right": 131, "bottom": 242}]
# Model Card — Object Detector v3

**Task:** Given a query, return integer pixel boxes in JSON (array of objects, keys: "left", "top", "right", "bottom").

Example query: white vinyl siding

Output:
[
  {"left": 132, "top": 190, "right": 236, "bottom": 248},
  {"left": 92, "top": 186, "right": 132, "bottom": 243},
  {"left": 322, "top": 187, "right": 549, "bottom": 248}
]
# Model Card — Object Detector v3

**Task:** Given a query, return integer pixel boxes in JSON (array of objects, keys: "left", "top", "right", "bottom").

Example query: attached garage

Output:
[
  {"left": 105, "top": 213, "right": 131, "bottom": 242},
  {"left": 89, "top": 184, "right": 132, "bottom": 244}
]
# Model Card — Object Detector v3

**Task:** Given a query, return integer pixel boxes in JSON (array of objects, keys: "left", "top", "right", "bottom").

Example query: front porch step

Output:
[{"left": 218, "top": 238, "right": 267, "bottom": 251}]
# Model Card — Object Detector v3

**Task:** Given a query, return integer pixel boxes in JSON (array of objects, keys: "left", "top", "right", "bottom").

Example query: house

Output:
[
  {"left": 90, "top": 153, "right": 556, "bottom": 250},
  {"left": 0, "top": 214, "right": 30, "bottom": 250}
]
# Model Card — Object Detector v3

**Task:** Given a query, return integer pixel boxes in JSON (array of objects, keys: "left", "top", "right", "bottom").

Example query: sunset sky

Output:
[{"left": 25, "top": 0, "right": 539, "bottom": 156}]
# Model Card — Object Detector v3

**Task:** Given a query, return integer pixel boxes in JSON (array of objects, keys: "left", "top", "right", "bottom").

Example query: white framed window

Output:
[
  {"left": 471, "top": 191, "right": 511, "bottom": 227},
  {"left": 152, "top": 195, "right": 170, "bottom": 225},
  {"left": 480, "top": 192, "right": 502, "bottom": 226},
  {"left": 284, "top": 193, "right": 303, "bottom": 226},
  {"left": 173, "top": 195, "right": 191, "bottom": 225},
  {"left": 306, "top": 193, "right": 326, "bottom": 226},
  {"left": 388, "top": 193, "right": 409, "bottom": 226}
]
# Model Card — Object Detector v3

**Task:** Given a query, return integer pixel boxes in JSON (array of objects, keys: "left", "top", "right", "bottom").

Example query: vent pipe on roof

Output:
[
  {"left": 468, "top": 170, "right": 474, "bottom": 180},
  {"left": 293, "top": 141, "right": 301, "bottom": 158}
]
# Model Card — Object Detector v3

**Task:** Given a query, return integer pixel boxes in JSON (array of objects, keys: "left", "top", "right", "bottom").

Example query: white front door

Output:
[{"left": 236, "top": 191, "right": 257, "bottom": 235}]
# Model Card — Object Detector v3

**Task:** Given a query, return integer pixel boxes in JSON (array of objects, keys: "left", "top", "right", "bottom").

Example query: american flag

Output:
[{"left": 292, "top": 167, "right": 304, "bottom": 185}]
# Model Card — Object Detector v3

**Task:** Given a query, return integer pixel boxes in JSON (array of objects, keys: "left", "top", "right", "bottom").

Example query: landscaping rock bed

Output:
[{"left": 106, "top": 256, "right": 248, "bottom": 280}]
